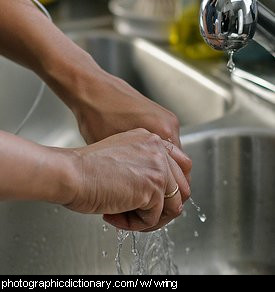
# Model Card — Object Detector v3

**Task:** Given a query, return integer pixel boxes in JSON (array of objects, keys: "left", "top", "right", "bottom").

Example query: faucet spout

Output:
[{"left": 199, "top": 0, "right": 275, "bottom": 56}]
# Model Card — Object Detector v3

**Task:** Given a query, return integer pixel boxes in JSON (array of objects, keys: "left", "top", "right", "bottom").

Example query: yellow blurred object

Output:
[
  {"left": 39, "top": 0, "right": 56, "bottom": 5},
  {"left": 170, "top": 0, "right": 223, "bottom": 59}
]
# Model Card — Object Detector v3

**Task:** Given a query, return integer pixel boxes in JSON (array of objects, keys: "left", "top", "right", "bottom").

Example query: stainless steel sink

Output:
[
  {"left": 0, "top": 29, "right": 275, "bottom": 275},
  {"left": 171, "top": 128, "right": 275, "bottom": 275}
]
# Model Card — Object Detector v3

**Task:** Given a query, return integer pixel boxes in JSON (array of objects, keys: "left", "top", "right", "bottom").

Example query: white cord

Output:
[{"left": 15, "top": 0, "right": 52, "bottom": 135}]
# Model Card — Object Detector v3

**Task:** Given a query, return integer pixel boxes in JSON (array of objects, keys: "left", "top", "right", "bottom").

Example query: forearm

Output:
[
  {"left": 0, "top": 131, "right": 76, "bottom": 204},
  {"left": 0, "top": 0, "right": 100, "bottom": 107}
]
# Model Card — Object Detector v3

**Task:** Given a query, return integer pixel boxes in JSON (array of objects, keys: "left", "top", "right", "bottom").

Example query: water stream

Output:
[{"left": 114, "top": 197, "right": 206, "bottom": 275}]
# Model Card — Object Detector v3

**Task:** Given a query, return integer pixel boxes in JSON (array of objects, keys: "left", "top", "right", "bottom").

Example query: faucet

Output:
[{"left": 199, "top": 0, "right": 275, "bottom": 57}]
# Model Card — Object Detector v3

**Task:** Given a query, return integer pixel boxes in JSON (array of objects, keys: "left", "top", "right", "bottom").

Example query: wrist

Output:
[
  {"left": 40, "top": 41, "right": 104, "bottom": 110},
  {"left": 40, "top": 147, "right": 81, "bottom": 206}
]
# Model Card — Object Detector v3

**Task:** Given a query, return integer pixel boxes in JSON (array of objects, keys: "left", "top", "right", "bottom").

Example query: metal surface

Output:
[
  {"left": 173, "top": 128, "right": 275, "bottom": 275},
  {"left": 199, "top": 0, "right": 258, "bottom": 52},
  {"left": 199, "top": 0, "right": 275, "bottom": 56},
  {"left": 109, "top": 0, "right": 176, "bottom": 42},
  {"left": 0, "top": 29, "right": 275, "bottom": 274}
]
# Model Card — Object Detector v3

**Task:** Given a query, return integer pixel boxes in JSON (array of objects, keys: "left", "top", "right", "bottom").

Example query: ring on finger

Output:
[{"left": 164, "top": 184, "right": 179, "bottom": 199}]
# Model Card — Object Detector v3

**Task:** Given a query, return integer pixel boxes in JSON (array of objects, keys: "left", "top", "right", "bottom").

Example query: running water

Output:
[
  {"left": 114, "top": 198, "right": 206, "bottom": 275},
  {"left": 115, "top": 230, "right": 130, "bottom": 275},
  {"left": 115, "top": 228, "right": 179, "bottom": 275},
  {"left": 227, "top": 50, "right": 236, "bottom": 73}
]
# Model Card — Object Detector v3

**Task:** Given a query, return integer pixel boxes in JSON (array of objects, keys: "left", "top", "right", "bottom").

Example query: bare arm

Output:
[
  {"left": 0, "top": 129, "right": 191, "bottom": 232},
  {"left": 0, "top": 130, "right": 75, "bottom": 204}
]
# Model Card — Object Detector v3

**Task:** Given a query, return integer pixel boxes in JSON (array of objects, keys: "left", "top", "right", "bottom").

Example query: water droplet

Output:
[
  {"left": 41, "top": 236, "right": 47, "bottom": 243},
  {"left": 189, "top": 198, "right": 201, "bottom": 212},
  {"left": 223, "top": 180, "right": 228, "bottom": 186},
  {"left": 102, "top": 250, "right": 108, "bottom": 258},
  {"left": 185, "top": 247, "right": 191, "bottom": 255},
  {"left": 199, "top": 214, "right": 207, "bottom": 223},
  {"left": 54, "top": 207, "right": 59, "bottom": 213},
  {"left": 194, "top": 231, "right": 199, "bottom": 237},
  {"left": 227, "top": 50, "right": 235, "bottom": 73},
  {"left": 131, "top": 248, "right": 138, "bottom": 256},
  {"left": 102, "top": 224, "right": 109, "bottom": 232}
]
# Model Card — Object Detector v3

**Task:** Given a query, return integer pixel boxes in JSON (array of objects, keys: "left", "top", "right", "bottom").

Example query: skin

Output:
[{"left": 0, "top": 0, "right": 192, "bottom": 231}]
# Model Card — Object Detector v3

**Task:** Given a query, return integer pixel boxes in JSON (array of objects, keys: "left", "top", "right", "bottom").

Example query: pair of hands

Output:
[
  {"left": 57, "top": 68, "right": 192, "bottom": 232},
  {"left": 0, "top": 0, "right": 191, "bottom": 232}
]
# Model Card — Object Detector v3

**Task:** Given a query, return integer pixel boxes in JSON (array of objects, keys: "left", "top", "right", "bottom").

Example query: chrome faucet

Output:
[{"left": 199, "top": 0, "right": 275, "bottom": 57}]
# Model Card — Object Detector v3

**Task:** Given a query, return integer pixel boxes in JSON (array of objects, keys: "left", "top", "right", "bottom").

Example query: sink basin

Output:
[
  {"left": 169, "top": 128, "right": 275, "bottom": 275},
  {"left": 0, "top": 30, "right": 274, "bottom": 275}
]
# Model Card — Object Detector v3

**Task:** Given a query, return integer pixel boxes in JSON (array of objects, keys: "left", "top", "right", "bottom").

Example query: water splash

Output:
[
  {"left": 116, "top": 227, "right": 178, "bottom": 275},
  {"left": 189, "top": 197, "right": 207, "bottom": 223},
  {"left": 102, "top": 224, "right": 109, "bottom": 232},
  {"left": 199, "top": 214, "right": 207, "bottom": 223},
  {"left": 189, "top": 197, "right": 201, "bottom": 212},
  {"left": 115, "top": 230, "right": 129, "bottom": 275},
  {"left": 102, "top": 250, "right": 108, "bottom": 258},
  {"left": 227, "top": 50, "right": 235, "bottom": 73}
]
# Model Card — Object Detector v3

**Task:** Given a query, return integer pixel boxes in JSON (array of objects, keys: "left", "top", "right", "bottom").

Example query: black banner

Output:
[{"left": 0, "top": 276, "right": 183, "bottom": 290}]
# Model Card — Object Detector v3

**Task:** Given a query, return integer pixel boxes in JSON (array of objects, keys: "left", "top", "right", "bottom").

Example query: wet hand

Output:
[{"left": 64, "top": 129, "right": 192, "bottom": 231}]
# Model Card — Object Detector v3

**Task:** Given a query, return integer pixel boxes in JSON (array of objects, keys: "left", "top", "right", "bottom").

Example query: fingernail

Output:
[{"left": 178, "top": 204, "right": 183, "bottom": 213}]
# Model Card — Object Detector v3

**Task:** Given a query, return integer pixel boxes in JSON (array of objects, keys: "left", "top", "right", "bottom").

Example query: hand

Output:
[
  {"left": 68, "top": 67, "right": 181, "bottom": 147},
  {"left": 64, "top": 129, "right": 192, "bottom": 232}
]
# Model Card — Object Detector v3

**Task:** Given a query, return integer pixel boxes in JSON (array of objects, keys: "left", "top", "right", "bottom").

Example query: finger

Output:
[
  {"left": 185, "top": 173, "right": 191, "bottom": 185},
  {"left": 103, "top": 200, "right": 164, "bottom": 232},
  {"left": 141, "top": 207, "right": 183, "bottom": 232},
  {"left": 166, "top": 154, "right": 191, "bottom": 202},
  {"left": 141, "top": 166, "right": 182, "bottom": 232},
  {"left": 162, "top": 140, "right": 192, "bottom": 177},
  {"left": 103, "top": 213, "right": 149, "bottom": 231}
]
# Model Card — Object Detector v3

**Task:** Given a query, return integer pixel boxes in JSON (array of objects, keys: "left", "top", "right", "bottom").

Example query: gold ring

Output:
[{"left": 164, "top": 184, "right": 179, "bottom": 199}]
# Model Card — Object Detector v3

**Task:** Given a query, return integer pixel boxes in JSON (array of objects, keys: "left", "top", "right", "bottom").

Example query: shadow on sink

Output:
[{"left": 168, "top": 128, "right": 275, "bottom": 275}]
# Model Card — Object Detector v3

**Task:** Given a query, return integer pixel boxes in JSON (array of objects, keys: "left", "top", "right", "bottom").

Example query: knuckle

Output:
[
  {"left": 134, "top": 128, "right": 150, "bottom": 135},
  {"left": 140, "top": 193, "right": 151, "bottom": 209},
  {"left": 148, "top": 133, "right": 162, "bottom": 145},
  {"left": 162, "top": 114, "right": 180, "bottom": 137}
]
